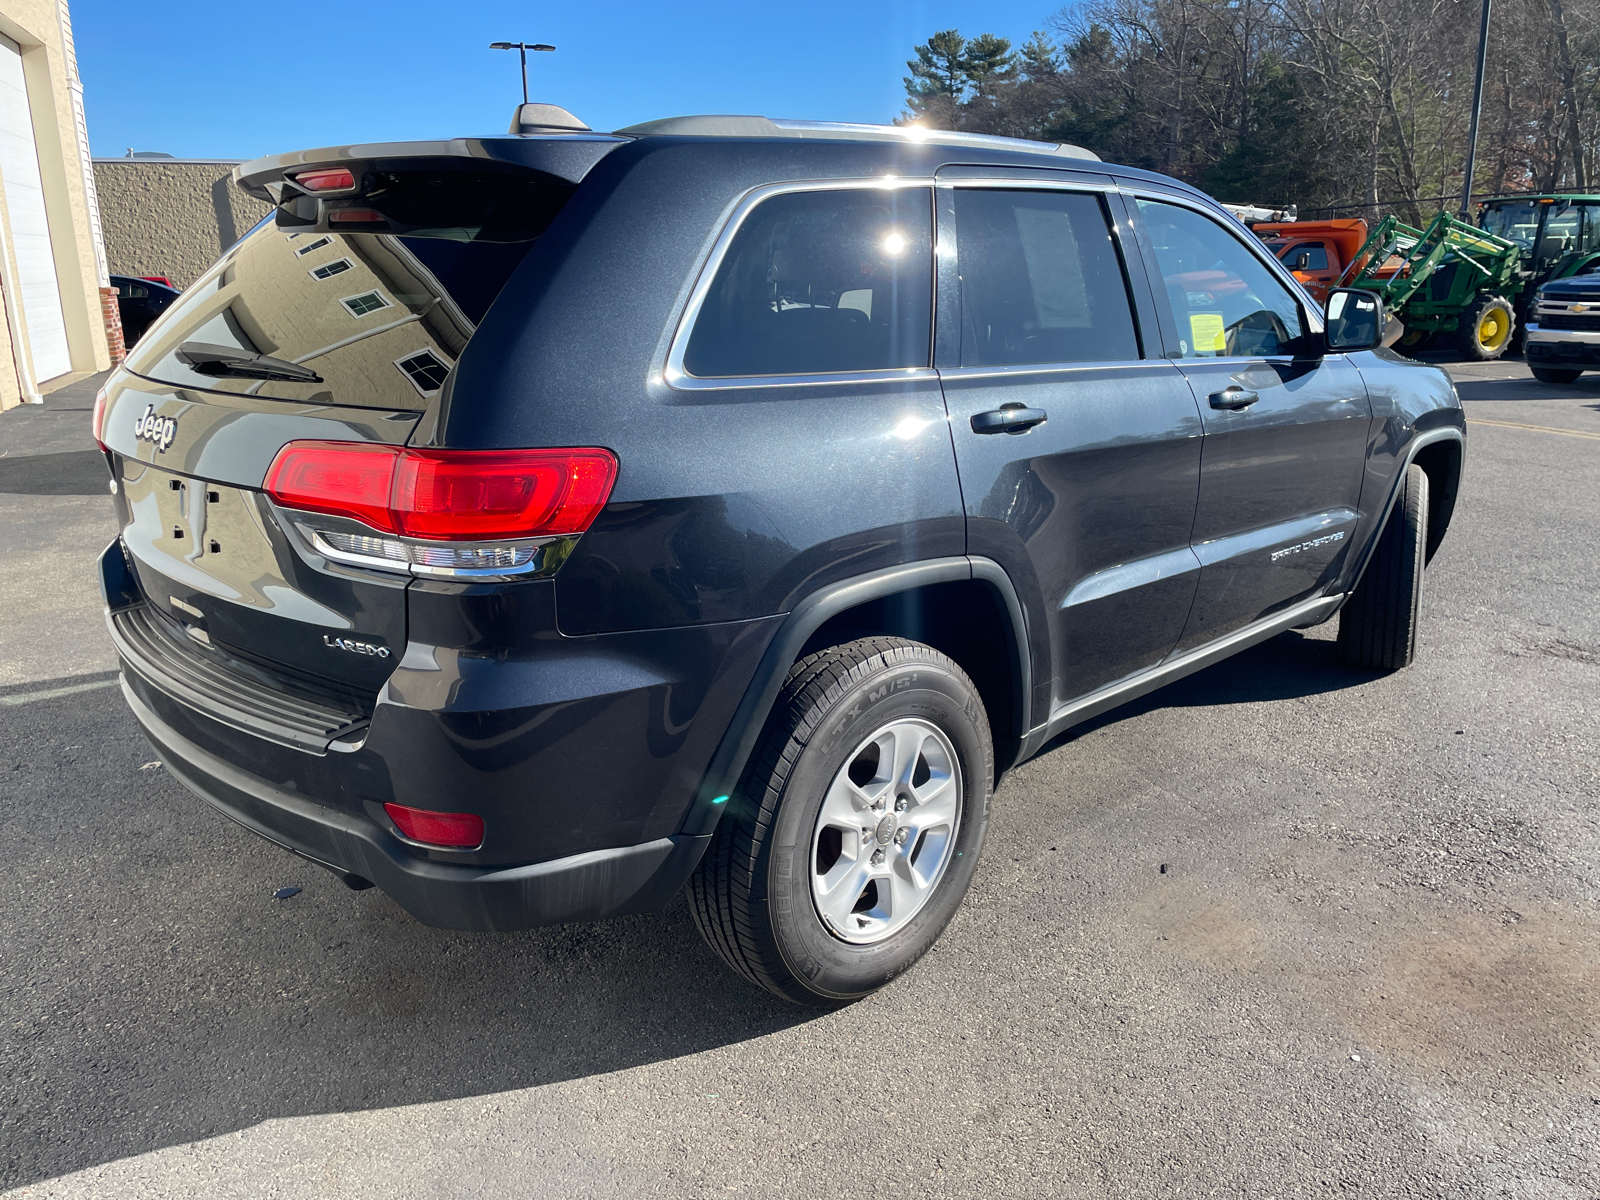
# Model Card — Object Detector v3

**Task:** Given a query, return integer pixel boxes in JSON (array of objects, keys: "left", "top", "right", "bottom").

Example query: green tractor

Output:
[
  {"left": 1341, "top": 211, "right": 1521, "bottom": 359},
  {"left": 1475, "top": 193, "right": 1600, "bottom": 342},
  {"left": 1336, "top": 194, "right": 1600, "bottom": 360}
]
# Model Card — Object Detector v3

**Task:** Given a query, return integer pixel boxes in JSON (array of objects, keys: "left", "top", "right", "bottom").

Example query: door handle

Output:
[
  {"left": 971, "top": 405, "right": 1048, "bottom": 434},
  {"left": 1208, "top": 387, "right": 1260, "bottom": 411}
]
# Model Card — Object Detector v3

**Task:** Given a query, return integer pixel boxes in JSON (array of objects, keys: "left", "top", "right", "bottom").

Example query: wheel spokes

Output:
[
  {"left": 815, "top": 855, "right": 874, "bottom": 930},
  {"left": 809, "top": 717, "right": 964, "bottom": 944},
  {"left": 817, "top": 771, "right": 874, "bottom": 830}
]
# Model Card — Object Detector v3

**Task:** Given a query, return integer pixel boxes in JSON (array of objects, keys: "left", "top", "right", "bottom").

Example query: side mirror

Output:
[
  {"left": 1325, "top": 288, "right": 1383, "bottom": 351},
  {"left": 1291, "top": 251, "right": 1312, "bottom": 271}
]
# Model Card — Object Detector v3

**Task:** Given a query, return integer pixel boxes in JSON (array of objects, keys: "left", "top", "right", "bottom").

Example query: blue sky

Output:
[{"left": 75, "top": 0, "right": 1068, "bottom": 160}]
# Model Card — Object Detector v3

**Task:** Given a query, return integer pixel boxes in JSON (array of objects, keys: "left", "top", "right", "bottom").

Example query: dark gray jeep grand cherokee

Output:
[{"left": 94, "top": 111, "right": 1464, "bottom": 1005}]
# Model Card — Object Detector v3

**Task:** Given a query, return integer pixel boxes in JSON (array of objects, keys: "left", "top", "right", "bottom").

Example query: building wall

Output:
[
  {"left": 93, "top": 159, "right": 272, "bottom": 289},
  {"left": 0, "top": 0, "right": 114, "bottom": 412}
]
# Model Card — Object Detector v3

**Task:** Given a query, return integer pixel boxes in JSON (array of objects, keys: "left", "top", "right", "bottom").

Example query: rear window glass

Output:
[
  {"left": 124, "top": 181, "right": 569, "bottom": 408},
  {"left": 683, "top": 187, "right": 934, "bottom": 378},
  {"left": 953, "top": 189, "right": 1140, "bottom": 367}
]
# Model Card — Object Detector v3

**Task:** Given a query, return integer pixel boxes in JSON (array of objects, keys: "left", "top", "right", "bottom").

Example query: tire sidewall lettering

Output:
[{"left": 763, "top": 657, "right": 992, "bottom": 1001}]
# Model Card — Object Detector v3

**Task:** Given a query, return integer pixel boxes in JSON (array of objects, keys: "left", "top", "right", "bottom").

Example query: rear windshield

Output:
[{"left": 124, "top": 182, "right": 567, "bottom": 408}]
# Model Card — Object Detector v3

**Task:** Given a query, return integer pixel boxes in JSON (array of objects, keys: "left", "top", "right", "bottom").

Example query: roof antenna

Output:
[{"left": 490, "top": 41, "right": 588, "bottom": 134}]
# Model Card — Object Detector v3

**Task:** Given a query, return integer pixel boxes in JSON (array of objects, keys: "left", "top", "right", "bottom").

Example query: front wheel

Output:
[
  {"left": 1531, "top": 366, "right": 1583, "bottom": 384},
  {"left": 688, "top": 637, "right": 992, "bottom": 1006},
  {"left": 1457, "top": 293, "right": 1516, "bottom": 360},
  {"left": 1339, "top": 464, "right": 1429, "bottom": 671}
]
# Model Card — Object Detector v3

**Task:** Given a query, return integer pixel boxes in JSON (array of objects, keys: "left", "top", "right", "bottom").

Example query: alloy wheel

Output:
[{"left": 809, "top": 718, "right": 964, "bottom": 945}]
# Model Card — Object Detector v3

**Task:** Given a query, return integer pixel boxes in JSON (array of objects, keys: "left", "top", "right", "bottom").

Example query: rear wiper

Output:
[{"left": 175, "top": 342, "right": 324, "bottom": 384}]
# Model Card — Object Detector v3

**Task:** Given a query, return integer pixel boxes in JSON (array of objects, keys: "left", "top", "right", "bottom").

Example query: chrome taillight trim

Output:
[{"left": 269, "top": 502, "right": 579, "bottom": 581}]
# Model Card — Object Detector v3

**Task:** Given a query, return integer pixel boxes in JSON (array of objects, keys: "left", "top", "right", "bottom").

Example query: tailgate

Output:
[{"left": 103, "top": 378, "right": 416, "bottom": 703}]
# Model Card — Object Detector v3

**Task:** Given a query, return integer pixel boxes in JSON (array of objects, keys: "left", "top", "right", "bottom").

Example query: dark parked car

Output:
[
  {"left": 110, "top": 274, "right": 180, "bottom": 346},
  {"left": 93, "top": 113, "right": 1464, "bottom": 1004},
  {"left": 1524, "top": 271, "right": 1600, "bottom": 382}
]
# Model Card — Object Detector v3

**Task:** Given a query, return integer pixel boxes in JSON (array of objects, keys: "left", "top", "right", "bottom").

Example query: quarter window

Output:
[
  {"left": 683, "top": 187, "right": 934, "bottom": 378},
  {"left": 953, "top": 189, "right": 1140, "bottom": 366},
  {"left": 1137, "top": 199, "right": 1306, "bottom": 358}
]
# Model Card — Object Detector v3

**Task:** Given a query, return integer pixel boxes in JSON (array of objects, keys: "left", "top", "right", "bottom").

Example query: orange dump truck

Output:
[{"left": 1252, "top": 219, "right": 1371, "bottom": 304}]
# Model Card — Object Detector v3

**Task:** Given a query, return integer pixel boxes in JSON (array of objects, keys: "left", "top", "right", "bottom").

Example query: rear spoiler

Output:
[{"left": 232, "top": 136, "right": 626, "bottom": 204}]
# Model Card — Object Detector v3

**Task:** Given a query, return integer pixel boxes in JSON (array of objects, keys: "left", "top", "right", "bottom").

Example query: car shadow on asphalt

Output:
[
  {"left": 2, "top": 688, "right": 818, "bottom": 1190},
  {"left": 0, "top": 632, "right": 1381, "bottom": 1189},
  {"left": 1453, "top": 377, "right": 1600, "bottom": 402},
  {"left": 1038, "top": 628, "right": 1372, "bottom": 754}
]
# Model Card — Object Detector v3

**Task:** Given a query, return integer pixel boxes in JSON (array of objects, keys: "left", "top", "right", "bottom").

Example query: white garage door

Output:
[{"left": 0, "top": 34, "right": 71, "bottom": 382}]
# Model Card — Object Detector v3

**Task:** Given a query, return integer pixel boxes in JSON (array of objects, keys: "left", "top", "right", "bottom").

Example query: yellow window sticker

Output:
[{"left": 1188, "top": 312, "right": 1226, "bottom": 354}]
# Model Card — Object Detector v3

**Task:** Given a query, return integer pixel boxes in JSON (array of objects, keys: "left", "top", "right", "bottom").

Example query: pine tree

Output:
[
  {"left": 962, "top": 34, "right": 1018, "bottom": 102},
  {"left": 904, "top": 30, "right": 969, "bottom": 126}
]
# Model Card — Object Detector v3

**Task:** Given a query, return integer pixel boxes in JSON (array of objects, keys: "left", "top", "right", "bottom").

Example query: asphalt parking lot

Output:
[{"left": 2, "top": 359, "right": 1596, "bottom": 1198}]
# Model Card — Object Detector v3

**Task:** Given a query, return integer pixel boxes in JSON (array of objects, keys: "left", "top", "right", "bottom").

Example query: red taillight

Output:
[
  {"left": 91, "top": 386, "right": 107, "bottom": 448},
  {"left": 263, "top": 442, "right": 618, "bottom": 541},
  {"left": 384, "top": 803, "right": 484, "bottom": 849},
  {"left": 394, "top": 448, "right": 617, "bottom": 540},
  {"left": 294, "top": 167, "right": 355, "bottom": 192},
  {"left": 263, "top": 441, "right": 400, "bottom": 532}
]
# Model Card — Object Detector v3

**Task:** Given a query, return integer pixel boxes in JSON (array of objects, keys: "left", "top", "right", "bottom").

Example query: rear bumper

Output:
[{"left": 125, "top": 679, "right": 710, "bottom": 931}]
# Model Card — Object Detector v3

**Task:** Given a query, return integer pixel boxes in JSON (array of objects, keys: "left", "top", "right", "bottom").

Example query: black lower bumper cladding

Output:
[
  {"left": 1527, "top": 339, "right": 1600, "bottom": 365},
  {"left": 123, "top": 682, "right": 709, "bottom": 931}
]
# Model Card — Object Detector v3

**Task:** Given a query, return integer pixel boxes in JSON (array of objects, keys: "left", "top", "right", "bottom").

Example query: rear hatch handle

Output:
[{"left": 175, "top": 342, "right": 324, "bottom": 384}]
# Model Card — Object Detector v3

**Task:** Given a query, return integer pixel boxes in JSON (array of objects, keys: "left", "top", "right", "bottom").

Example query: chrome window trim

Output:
[
  {"left": 663, "top": 177, "right": 939, "bottom": 392},
  {"left": 1119, "top": 186, "right": 1327, "bottom": 336},
  {"left": 937, "top": 357, "right": 1158, "bottom": 382},
  {"left": 937, "top": 175, "right": 1116, "bottom": 193}
]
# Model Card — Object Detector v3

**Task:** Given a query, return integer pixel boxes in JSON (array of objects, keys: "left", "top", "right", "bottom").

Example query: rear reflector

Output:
[
  {"left": 327, "top": 208, "right": 387, "bottom": 226},
  {"left": 91, "top": 386, "right": 107, "bottom": 448},
  {"left": 294, "top": 168, "right": 355, "bottom": 192},
  {"left": 264, "top": 442, "right": 618, "bottom": 541},
  {"left": 383, "top": 803, "right": 484, "bottom": 849}
]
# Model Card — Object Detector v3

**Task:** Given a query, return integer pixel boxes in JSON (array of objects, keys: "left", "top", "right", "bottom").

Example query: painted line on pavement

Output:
[
  {"left": 1466, "top": 417, "right": 1600, "bottom": 441},
  {"left": 0, "top": 678, "right": 119, "bottom": 706}
]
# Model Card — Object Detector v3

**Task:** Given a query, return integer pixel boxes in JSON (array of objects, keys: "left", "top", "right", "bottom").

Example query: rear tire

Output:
[
  {"left": 1531, "top": 366, "right": 1583, "bottom": 384},
  {"left": 1457, "top": 294, "right": 1515, "bottom": 360},
  {"left": 688, "top": 637, "right": 992, "bottom": 1006},
  {"left": 1338, "top": 464, "right": 1429, "bottom": 671}
]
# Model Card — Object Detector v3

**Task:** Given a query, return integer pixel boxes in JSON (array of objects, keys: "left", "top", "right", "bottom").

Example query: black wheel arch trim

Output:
[
  {"left": 1344, "top": 425, "right": 1464, "bottom": 602},
  {"left": 679, "top": 555, "right": 1032, "bottom": 839}
]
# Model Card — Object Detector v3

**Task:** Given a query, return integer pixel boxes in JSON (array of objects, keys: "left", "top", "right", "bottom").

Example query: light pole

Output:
[
  {"left": 1459, "top": 0, "right": 1492, "bottom": 218},
  {"left": 490, "top": 41, "right": 556, "bottom": 105}
]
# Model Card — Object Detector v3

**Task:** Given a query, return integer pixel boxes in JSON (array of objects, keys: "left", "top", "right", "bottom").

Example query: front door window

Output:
[{"left": 1135, "top": 199, "right": 1306, "bottom": 358}]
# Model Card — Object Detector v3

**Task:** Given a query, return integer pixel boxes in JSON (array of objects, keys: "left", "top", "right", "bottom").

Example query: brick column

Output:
[{"left": 100, "top": 286, "right": 125, "bottom": 367}]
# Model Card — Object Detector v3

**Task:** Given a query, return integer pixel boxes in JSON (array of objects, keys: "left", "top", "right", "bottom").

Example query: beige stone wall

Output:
[
  {"left": 0, "top": 0, "right": 117, "bottom": 414},
  {"left": 93, "top": 160, "right": 273, "bottom": 289}
]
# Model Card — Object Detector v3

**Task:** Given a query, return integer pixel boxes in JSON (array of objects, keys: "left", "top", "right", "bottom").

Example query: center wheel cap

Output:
[{"left": 874, "top": 814, "right": 896, "bottom": 845}]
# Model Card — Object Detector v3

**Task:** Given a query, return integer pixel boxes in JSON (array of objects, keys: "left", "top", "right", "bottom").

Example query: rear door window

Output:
[
  {"left": 952, "top": 188, "right": 1140, "bottom": 366},
  {"left": 683, "top": 187, "right": 934, "bottom": 378}
]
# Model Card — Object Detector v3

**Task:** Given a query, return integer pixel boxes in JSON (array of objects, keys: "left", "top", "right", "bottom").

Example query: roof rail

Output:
[{"left": 612, "top": 115, "right": 1100, "bottom": 162}]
